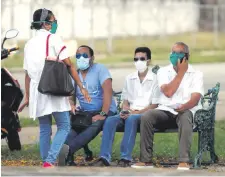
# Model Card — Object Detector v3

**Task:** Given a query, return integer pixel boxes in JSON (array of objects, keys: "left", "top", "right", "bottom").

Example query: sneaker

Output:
[
  {"left": 90, "top": 158, "right": 110, "bottom": 167},
  {"left": 43, "top": 162, "right": 54, "bottom": 168},
  {"left": 58, "top": 144, "right": 69, "bottom": 166},
  {"left": 177, "top": 162, "right": 190, "bottom": 170},
  {"left": 117, "top": 159, "right": 131, "bottom": 167},
  {"left": 131, "top": 162, "right": 154, "bottom": 169}
]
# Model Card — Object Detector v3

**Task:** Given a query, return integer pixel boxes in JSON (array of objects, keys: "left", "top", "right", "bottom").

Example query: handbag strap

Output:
[
  {"left": 56, "top": 46, "right": 66, "bottom": 62},
  {"left": 46, "top": 34, "right": 51, "bottom": 58},
  {"left": 45, "top": 34, "right": 66, "bottom": 61}
]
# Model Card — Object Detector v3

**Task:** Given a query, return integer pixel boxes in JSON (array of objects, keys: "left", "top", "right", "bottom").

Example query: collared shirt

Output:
[
  {"left": 75, "top": 63, "right": 117, "bottom": 113},
  {"left": 23, "top": 29, "right": 71, "bottom": 119},
  {"left": 156, "top": 64, "right": 204, "bottom": 116},
  {"left": 122, "top": 69, "right": 160, "bottom": 110}
]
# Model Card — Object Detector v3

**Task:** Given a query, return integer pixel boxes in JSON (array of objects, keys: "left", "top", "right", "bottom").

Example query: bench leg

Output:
[
  {"left": 209, "top": 127, "right": 219, "bottom": 163},
  {"left": 194, "top": 127, "right": 218, "bottom": 168}
]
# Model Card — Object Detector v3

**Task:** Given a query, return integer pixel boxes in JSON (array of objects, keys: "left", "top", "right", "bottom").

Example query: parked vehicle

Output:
[{"left": 1, "top": 29, "right": 23, "bottom": 150}]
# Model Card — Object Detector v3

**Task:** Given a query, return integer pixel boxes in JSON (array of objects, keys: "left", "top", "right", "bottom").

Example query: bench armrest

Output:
[{"left": 194, "top": 82, "right": 220, "bottom": 131}]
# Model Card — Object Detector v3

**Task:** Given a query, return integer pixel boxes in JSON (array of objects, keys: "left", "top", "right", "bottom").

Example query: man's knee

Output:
[
  {"left": 104, "top": 115, "right": 120, "bottom": 126},
  {"left": 141, "top": 109, "right": 160, "bottom": 125},
  {"left": 178, "top": 110, "right": 193, "bottom": 125},
  {"left": 126, "top": 114, "right": 140, "bottom": 124}
]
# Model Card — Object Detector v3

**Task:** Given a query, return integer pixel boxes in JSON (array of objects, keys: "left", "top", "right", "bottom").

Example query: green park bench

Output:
[{"left": 113, "top": 65, "right": 221, "bottom": 168}]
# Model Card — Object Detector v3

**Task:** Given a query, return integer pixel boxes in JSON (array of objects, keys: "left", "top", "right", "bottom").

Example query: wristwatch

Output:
[{"left": 100, "top": 111, "right": 108, "bottom": 117}]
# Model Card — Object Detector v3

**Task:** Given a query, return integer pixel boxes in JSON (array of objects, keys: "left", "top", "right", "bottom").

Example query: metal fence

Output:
[{"left": 1, "top": 0, "right": 225, "bottom": 54}]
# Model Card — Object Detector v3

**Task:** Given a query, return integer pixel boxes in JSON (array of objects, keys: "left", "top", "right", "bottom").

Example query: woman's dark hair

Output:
[
  {"left": 78, "top": 45, "right": 94, "bottom": 57},
  {"left": 30, "top": 9, "right": 54, "bottom": 30},
  {"left": 135, "top": 47, "right": 151, "bottom": 60}
]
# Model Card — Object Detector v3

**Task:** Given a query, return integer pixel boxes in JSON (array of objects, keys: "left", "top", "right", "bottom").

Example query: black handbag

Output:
[
  {"left": 38, "top": 34, "right": 74, "bottom": 96},
  {"left": 71, "top": 111, "right": 100, "bottom": 130}
]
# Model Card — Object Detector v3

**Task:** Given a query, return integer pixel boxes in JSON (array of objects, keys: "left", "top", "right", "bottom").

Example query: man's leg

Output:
[
  {"left": 132, "top": 109, "right": 175, "bottom": 168},
  {"left": 120, "top": 114, "right": 141, "bottom": 164},
  {"left": 99, "top": 114, "right": 123, "bottom": 163},
  {"left": 176, "top": 110, "right": 193, "bottom": 170}
]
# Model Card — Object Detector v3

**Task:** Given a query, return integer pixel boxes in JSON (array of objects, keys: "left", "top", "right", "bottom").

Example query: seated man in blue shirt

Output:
[
  {"left": 92, "top": 47, "right": 160, "bottom": 167},
  {"left": 58, "top": 45, "right": 117, "bottom": 166}
]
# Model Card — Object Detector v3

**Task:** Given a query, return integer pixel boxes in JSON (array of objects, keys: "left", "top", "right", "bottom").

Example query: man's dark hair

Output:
[
  {"left": 78, "top": 45, "right": 94, "bottom": 57},
  {"left": 30, "top": 9, "right": 54, "bottom": 30},
  {"left": 135, "top": 47, "right": 151, "bottom": 60}
]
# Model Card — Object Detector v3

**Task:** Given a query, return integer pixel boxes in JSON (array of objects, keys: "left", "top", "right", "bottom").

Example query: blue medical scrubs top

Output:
[{"left": 74, "top": 63, "right": 117, "bottom": 113}]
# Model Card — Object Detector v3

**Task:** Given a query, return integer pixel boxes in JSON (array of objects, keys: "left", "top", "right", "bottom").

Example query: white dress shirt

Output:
[
  {"left": 156, "top": 64, "right": 204, "bottom": 116},
  {"left": 23, "top": 29, "right": 71, "bottom": 119},
  {"left": 122, "top": 69, "right": 160, "bottom": 110}
]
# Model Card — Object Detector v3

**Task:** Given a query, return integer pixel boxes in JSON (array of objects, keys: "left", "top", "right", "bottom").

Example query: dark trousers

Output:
[
  {"left": 65, "top": 111, "right": 115, "bottom": 154},
  {"left": 140, "top": 109, "right": 193, "bottom": 163}
]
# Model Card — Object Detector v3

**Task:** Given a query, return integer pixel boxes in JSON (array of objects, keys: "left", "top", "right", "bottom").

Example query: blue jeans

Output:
[
  {"left": 100, "top": 114, "right": 141, "bottom": 162},
  {"left": 38, "top": 111, "right": 70, "bottom": 164},
  {"left": 66, "top": 111, "right": 115, "bottom": 154}
]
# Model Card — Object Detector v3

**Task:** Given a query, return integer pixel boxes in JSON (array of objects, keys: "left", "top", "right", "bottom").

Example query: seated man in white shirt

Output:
[
  {"left": 131, "top": 42, "right": 204, "bottom": 170},
  {"left": 92, "top": 47, "right": 160, "bottom": 167}
]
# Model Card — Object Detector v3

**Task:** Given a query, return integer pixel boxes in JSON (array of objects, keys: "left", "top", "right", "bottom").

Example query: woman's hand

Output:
[
  {"left": 81, "top": 88, "right": 91, "bottom": 103},
  {"left": 18, "top": 97, "right": 29, "bottom": 113}
]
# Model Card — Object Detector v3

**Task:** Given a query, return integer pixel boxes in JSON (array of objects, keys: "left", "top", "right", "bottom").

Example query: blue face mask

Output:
[
  {"left": 169, "top": 52, "right": 185, "bottom": 66},
  {"left": 76, "top": 56, "right": 90, "bottom": 70}
]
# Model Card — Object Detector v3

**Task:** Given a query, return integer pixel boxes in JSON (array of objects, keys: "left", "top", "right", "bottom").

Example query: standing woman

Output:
[{"left": 18, "top": 8, "right": 91, "bottom": 168}]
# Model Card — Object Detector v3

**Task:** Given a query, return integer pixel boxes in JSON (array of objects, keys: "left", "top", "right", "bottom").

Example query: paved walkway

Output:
[{"left": 1, "top": 166, "right": 225, "bottom": 176}]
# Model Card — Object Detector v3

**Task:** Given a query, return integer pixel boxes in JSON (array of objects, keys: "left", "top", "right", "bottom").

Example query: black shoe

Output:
[
  {"left": 85, "top": 151, "right": 93, "bottom": 161},
  {"left": 117, "top": 159, "right": 131, "bottom": 167},
  {"left": 58, "top": 144, "right": 76, "bottom": 166},
  {"left": 90, "top": 158, "right": 110, "bottom": 167},
  {"left": 66, "top": 152, "right": 77, "bottom": 166}
]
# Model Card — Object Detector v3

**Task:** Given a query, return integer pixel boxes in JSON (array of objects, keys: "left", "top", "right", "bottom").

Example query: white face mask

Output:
[{"left": 134, "top": 60, "right": 148, "bottom": 73}]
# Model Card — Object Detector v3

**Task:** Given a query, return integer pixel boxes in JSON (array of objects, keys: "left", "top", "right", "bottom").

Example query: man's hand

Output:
[
  {"left": 18, "top": 97, "right": 29, "bottom": 113},
  {"left": 81, "top": 88, "right": 91, "bottom": 103},
  {"left": 177, "top": 57, "right": 188, "bottom": 75},
  {"left": 175, "top": 104, "right": 187, "bottom": 112},
  {"left": 92, "top": 114, "right": 106, "bottom": 122},
  {"left": 120, "top": 112, "right": 130, "bottom": 119},
  {"left": 130, "top": 110, "right": 140, "bottom": 115}
]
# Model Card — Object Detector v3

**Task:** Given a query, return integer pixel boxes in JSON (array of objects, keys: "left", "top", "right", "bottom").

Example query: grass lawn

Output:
[
  {"left": 2, "top": 120, "right": 225, "bottom": 166},
  {"left": 1, "top": 32, "right": 225, "bottom": 68}
]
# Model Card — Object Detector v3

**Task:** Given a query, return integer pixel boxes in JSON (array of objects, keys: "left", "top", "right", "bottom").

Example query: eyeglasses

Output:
[
  {"left": 134, "top": 57, "right": 146, "bottom": 62},
  {"left": 76, "top": 53, "right": 89, "bottom": 59}
]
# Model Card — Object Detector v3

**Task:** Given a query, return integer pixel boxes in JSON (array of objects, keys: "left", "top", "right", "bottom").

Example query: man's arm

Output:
[
  {"left": 160, "top": 72, "right": 184, "bottom": 98},
  {"left": 102, "top": 78, "right": 113, "bottom": 114},
  {"left": 134, "top": 104, "right": 158, "bottom": 114},
  {"left": 159, "top": 59, "right": 188, "bottom": 98},
  {"left": 176, "top": 93, "right": 201, "bottom": 112},
  {"left": 122, "top": 100, "right": 130, "bottom": 110}
]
